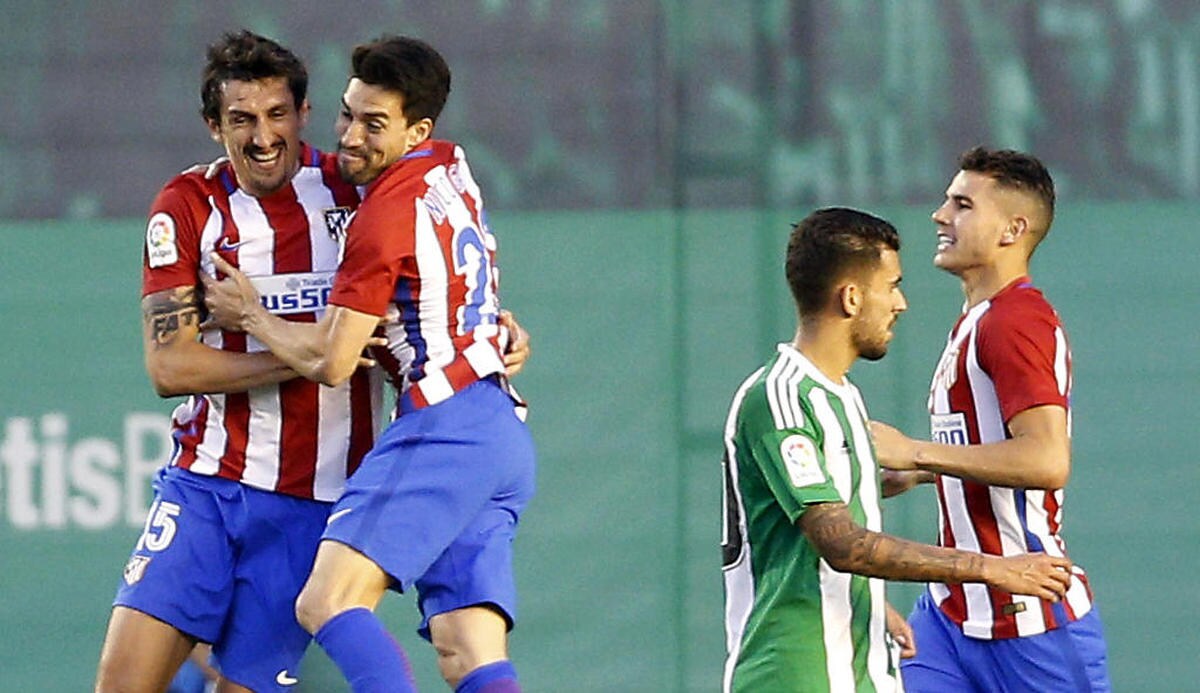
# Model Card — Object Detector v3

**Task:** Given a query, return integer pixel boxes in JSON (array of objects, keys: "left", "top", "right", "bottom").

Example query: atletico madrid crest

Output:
[
  {"left": 123, "top": 555, "right": 152, "bottom": 585},
  {"left": 323, "top": 206, "right": 354, "bottom": 241}
]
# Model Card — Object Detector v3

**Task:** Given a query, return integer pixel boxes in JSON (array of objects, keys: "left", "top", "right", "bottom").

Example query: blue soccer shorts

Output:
[
  {"left": 113, "top": 466, "right": 331, "bottom": 692},
  {"left": 901, "top": 591, "right": 1111, "bottom": 692},
  {"left": 322, "top": 376, "right": 537, "bottom": 640}
]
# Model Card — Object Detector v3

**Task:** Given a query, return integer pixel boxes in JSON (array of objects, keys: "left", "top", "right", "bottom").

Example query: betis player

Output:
[{"left": 721, "top": 207, "right": 1074, "bottom": 692}]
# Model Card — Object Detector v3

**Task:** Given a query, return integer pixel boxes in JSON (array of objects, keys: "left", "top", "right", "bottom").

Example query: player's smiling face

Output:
[
  {"left": 336, "top": 78, "right": 432, "bottom": 186},
  {"left": 931, "top": 170, "right": 1009, "bottom": 275},
  {"left": 207, "top": 76, "right": 308, "bottom": 198}
]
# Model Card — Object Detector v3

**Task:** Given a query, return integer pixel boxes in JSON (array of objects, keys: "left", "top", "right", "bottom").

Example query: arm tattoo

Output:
[
  {"left": 143, "top": 287, "right": 201, "bottom": 348},
  {"left": 800, "top": 502, "right": 986, "bottom": 583}
]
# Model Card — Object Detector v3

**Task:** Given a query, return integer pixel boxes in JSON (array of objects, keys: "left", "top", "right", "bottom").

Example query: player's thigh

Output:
[
  {"left": 111, "top": 470, "right": 237, "bottom": 648},
  {"left": 414, "top": 500, "right": 523, "bottom": 639},
  {"left": 95, "top": 606, "right": 195, "bottom": 693},
  {"left": 296, "top": 539, "right": 392, "bottom": 631},
  {"left": 900, "top": 593, "right": 976, "bottom": 692},
  {"left": 324, "top": 381, "right": 533, "bottom": 591},
  {"left": 1066, "top": 606, "right": 1111, "bottom": 692},
  {"left": 212, "top": 489, "right": 331, "bottom": 692},
  {"left": 984, "top": 626, "right": 1093, "bottom": 693}
]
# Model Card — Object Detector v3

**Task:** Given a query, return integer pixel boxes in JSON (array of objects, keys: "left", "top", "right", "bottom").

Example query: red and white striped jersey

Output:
[
  {"left": 329, "top": 140, "right": 508, "bottom": 413},
  {"left": 926, "top": 277, "right": 1092, "bottom": 639},
  {"left": 142, "top": 144, "right": 383, "bottom": 501}
]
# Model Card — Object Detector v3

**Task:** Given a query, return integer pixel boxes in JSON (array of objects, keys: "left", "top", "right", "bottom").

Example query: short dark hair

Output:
[
  {"left": 200, "top": 30, "right": 307, "bottom": 124},
  {"left": 786, "top": 207, "right": 901, "bottom": 317},
  {"left": 350, "top": 35, "right": 451, "bottom": 124},
  {"left": 959, "top": 146, "right": 1056, "bottom": 231}
]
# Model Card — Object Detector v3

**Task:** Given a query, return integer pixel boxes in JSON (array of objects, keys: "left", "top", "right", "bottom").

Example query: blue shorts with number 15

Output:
[{"left": 113, "top": 466, "right": 330, "bottom": 692}]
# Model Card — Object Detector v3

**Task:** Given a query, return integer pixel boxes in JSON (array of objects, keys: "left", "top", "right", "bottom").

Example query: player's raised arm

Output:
[{"left": 798, "top": 501, "right": 1073, "bottom": 601}]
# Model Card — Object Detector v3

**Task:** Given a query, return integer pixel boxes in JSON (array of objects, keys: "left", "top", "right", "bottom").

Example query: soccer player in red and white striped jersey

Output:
[
  {"left": 871, "top": 147, "right": 1110, "bottom": 691},
  {"left": 203, "top": 36, "right": 534, "bottom": 693},
  {"left": 95, "top": 31, "right": 531, "bottom": 693},
  {"left": 98, "top": 33, "right": 362, "bottom": 693},
  {"left": 142, "top": 127, "right": 378, "bottom": 502}
]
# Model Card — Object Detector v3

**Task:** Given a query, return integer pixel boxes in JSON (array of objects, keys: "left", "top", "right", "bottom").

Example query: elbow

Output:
[
  {"left": 1037, "top": 438, "right": 1072, "bottom": 489},
  {"left": 812, "top": 532, "right": 870, "bottom": 574},
  {"left": 145, "top": 362, "right": 187, "bottom": 398},
  {"left": 153, "top": 382, "right": 184, "bottom": 398},
  {"left": 1040, "top": 455, "right": 1070, "bottom": 490}
]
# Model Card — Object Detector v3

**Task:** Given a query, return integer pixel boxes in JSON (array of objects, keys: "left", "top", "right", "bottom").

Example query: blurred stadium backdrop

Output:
[{"left": 1, "top": 2, "right": 1197, "bottom": 690}]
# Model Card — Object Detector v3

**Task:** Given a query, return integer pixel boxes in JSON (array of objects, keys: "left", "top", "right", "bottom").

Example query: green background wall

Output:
[{"left": 0, "top": 205, "right": 1195, "bottom": 691}]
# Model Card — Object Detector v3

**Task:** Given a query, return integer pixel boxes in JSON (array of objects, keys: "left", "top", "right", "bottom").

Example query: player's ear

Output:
[
  {"left": 406, "top": 118, "right": 434, "bottom": 151},
  {"left": 1001, "top": 217, "right": 1028, "bottom": 246},
  {"left": 839, "top": 283, "right": 862, "bottom": 317},
  {"left": 298, "top": 99, "right": 311, "bottom": 128},
  {"left": 205, "top": 118, "right": 222, "bottom": 143}
]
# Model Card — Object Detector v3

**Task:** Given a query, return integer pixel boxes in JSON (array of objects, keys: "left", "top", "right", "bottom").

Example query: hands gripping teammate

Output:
[
  {"left": 94, "top": 31, "right": 531, "bottom": 693},
  {"left": 203, "top": 36, "right": 536, "bottom": 693}
]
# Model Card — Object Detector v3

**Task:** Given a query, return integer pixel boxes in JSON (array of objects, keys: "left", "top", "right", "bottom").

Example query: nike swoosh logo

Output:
[
  {"left": 327, "top": 508, "right": 353, "bottom": 525},
  {"left": 217, "top": 237, "right": 246, "bottom": 252},
  {"left": 276, "top": 670, "right": 299, "bottom": 686}
]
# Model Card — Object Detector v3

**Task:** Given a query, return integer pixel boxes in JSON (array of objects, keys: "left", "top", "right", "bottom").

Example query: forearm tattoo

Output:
[
  {"left": 143, "top": 287, "right": 201, "bottom": 348},
  {"left": 802, "top": 503, "right": 985, "bottom": 583}
]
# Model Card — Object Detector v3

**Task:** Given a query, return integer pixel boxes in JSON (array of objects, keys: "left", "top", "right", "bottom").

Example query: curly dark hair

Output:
[{"left": 200, "top": 30, "right": 307, "bottom": 124}]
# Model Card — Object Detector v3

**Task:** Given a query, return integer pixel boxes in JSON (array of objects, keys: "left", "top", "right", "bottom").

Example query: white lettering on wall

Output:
[{"left": 0, "top": 412, "right": 171, "bottom": 530}]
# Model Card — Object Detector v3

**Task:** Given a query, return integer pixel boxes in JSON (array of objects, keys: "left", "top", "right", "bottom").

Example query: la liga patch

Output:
[
  {"left": 780, "top": 434, "right": 825, "bottom": 488},
  {"left": 146, "top": 212, "right": 178, "bottom": 268}
]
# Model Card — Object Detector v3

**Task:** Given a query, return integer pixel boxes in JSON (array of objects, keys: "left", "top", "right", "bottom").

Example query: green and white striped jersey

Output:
[{"left": 721, "top": 344, "right": 900, "bottom": 692}]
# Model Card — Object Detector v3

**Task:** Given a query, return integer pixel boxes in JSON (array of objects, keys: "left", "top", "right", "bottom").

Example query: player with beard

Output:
[
  {"left": 202, "top": 36, "right": 535, "bottom": 693},
  {"left": 94, "top": 31, "right": 529, "bottom": 693}
]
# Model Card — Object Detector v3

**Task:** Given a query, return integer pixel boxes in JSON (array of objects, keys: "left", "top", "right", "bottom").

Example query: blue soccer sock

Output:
[
  {"left": 315, "top": 607, "right": 416, "bottom": 693},
  {"left": 455, "top": 660, "right": 521, "bottom": 693}
]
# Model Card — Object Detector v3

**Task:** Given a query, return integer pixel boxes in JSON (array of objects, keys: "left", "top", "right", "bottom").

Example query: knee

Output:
[
  {"left": 432, "top": 640, "right": 471, "bottom": 689},
  {"left": 428, "top": 608, "right": 509, "bottom": 688},
  {"left": 294, "top": 583, "right": 339, "bottom": 635}
]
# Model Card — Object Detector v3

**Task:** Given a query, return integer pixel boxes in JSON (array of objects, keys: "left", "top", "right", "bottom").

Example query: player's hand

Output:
[
  {"left": 355, "top": 350, "right": 380, "bottom": 369},
  {"left": 200, "top": 253, "right": 264, "bottom": 332},
  {"left": 499, "top": 309, "right": 531, "bottom": 377},
  {"left": 880, "top": 469, "right": 936, "bottom": 498},
  {"left": 983, "top": 552, "right": 1074, "bottom": 601},
  {"left": 870, "top": 420, "right": 919, "bottom": 471},
  {"left": 885, "top": 602, "right": 917, "bottom": 659},
  {"left": 357, "top": 326, "right": 389, "bottom": 370}
]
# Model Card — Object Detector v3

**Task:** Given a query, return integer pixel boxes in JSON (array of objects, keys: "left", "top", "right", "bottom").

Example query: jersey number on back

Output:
[{"left": 452, "top": 224, "right": 497, "bottom": 334}]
